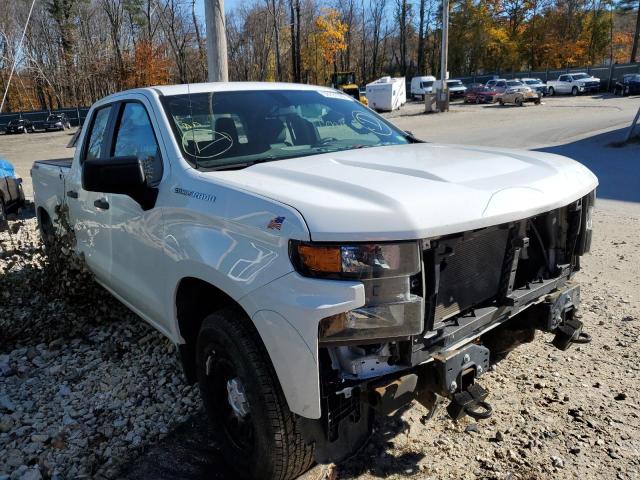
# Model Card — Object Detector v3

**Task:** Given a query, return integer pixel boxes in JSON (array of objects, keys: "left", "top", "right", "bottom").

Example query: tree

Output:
[
  {"left": 315, "top": 8, "right": 348, "bottom": 73},
  {"left": 618, "top": 0, "right": 640, "bottom": 61}
]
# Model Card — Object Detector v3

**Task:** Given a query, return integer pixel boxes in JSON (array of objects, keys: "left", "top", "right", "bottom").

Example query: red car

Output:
[{"left": 464, "top": 85, "right": 499, "bottom": 104}]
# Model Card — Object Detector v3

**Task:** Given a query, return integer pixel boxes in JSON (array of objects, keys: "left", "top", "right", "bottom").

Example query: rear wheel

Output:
[
  {"left": 196, "top": 308, "right": 314, "bottom": 480},
  {"left": 0, "top": 197, "right": 7, "bottom": 232}
]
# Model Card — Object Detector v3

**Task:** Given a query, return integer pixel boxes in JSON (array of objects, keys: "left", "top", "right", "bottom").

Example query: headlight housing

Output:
[{"left": 290, "top": 241, "right": 424, "bottom": 343}]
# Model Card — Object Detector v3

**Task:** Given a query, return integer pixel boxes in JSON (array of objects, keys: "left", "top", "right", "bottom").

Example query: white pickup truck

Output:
[
  {"left": 547, "top": 72, "right": 601, "bottom": 96},
  {"left": 32, "top": 82, "right": 598, "bottom": 480}
]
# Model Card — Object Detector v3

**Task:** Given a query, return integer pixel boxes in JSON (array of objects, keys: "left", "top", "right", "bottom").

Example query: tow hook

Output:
[
  {"left": 552, "top": 317, "right": 592, "bottom": 351},
  {"left": 447, "top": 383, "right": 493, "bottom": 420},
  {"left": 433, "top": 344, "right": 493, "bottom": 421},
  {"left": 540, "top": 283, "right": 592, "bottom": 351}
]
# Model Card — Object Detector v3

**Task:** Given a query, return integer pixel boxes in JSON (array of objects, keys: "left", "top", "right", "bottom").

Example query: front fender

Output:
[{"left": 240, "top": 272, "right": 365, "bottom": 419}]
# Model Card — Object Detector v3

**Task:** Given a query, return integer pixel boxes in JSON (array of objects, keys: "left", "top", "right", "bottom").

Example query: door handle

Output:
[
  {"left": 94, "top": 198, "right": 109, "bottom": 210},
  {"left": 66, "top": 190, "right": 78, "bottom": 199}
]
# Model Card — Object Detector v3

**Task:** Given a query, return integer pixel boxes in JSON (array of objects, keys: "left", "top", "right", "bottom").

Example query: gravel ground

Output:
[
  {"left": 0, "top": 212, "right": 200, "bottom": 480},
  {"left": 1, "top": 207, "right": 639, "bottom": 480}
]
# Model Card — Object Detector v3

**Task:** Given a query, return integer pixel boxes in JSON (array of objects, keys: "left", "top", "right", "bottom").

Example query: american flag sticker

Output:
[{"left": 267, "top": 216, "right": 285, "bottom": 230}]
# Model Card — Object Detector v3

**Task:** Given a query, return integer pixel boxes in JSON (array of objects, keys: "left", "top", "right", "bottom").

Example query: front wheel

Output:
[
  {"left": 515, "top": 97, "right": 524, "bottom": 107},
  {"left": 571, "top": 86, "right": 578, "bottom": 96},
  {"left": 498, "top": 98, "right": 505, "bottom": 106},
  {"left": 196, "top": 308, "right": 315, "bottom": 480},
  {"left": 548, "top": 87, "right": 555, "bottom": 96}
]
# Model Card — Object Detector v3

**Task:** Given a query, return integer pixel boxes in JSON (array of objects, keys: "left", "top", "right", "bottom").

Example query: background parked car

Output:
[
  {"left": 446, "top": 79, "right": 467, "bottom": 98},
  {"left": 43, "top": 113, "right": 72, "bottom": 131},
  {"left": 5, "top": 119, "right": 34, "bottom": 134},
  {"left": 547, "top": 73, "right": 600, "bottom": 96},
  {"left": 464, "top": 85, "right": 499, "bottom": 104},
  {"left": 0, "top": 158, "right": 25, "bottom": 222},
  {"left": 497, "top": 81, "right": 540, "bottom": 106},
  {"left": 485, "top": 78, "right": 506, "bottom": 90},
  {"left": 519, "top": 78, "right": 549, "bottom": 96},
  {"left": 614, "top": 74, "right": 640, "bottom": 96}
]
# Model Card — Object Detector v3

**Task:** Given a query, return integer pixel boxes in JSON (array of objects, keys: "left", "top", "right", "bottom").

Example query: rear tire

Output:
[
  {"left": 196, "top": 308, "right": 315, "bottom": 480},
  {"left": 0, "top": 197, "right": 7, "bottom": 231}
]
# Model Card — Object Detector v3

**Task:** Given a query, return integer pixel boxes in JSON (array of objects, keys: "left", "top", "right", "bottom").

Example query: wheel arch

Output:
[
  {"left": 174, "top": 276, "right": 242, "bottom": 384},
  {"left": 173, "top": 275, "right": 322, "bottom": 419}
]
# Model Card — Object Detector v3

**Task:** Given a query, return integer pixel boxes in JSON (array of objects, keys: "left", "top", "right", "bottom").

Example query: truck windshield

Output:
[
  {"left": 161, "top": 89, "right": 410, "bottom": 170},
  {"left": 572, "top": 73, "right": 589, "bottom": 80}
]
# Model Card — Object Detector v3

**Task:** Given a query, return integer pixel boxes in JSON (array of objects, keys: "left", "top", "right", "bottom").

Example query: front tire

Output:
[
  {"left": 548, "top": 87, "right": 555, "bottom": 96},
  {"left": 571, "top": 86, "right": 578, "bottom": 96},
  {"left": 196, "top": 308, "right": 314, "bottom": 480}
]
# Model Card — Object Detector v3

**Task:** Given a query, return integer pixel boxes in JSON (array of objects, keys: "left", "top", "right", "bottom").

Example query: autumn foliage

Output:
[{"left": 1, "top": 0, "right": 639, "bottom": 112}]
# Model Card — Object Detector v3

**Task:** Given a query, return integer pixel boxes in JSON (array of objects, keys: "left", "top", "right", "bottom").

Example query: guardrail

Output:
[
  {"left": 0, "top": 107, "right": 89, "bottom": 131},
  {"left": 454, "top": 62, "right": 640, "bottom": 90}
]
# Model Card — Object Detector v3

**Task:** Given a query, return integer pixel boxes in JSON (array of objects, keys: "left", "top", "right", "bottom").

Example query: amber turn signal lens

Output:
[{"left": 297, "top": 245, "right": 341, "bottom": 273}]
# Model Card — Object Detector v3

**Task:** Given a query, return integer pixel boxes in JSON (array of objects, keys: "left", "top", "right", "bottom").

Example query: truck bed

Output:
[{"left": 33, "top": 158, "right": 73, "bottom": 169}]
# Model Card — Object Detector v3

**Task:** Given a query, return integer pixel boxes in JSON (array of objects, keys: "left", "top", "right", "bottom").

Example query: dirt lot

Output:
[{"left": 1, "top": 94, "right": 639, "bottom": 479}]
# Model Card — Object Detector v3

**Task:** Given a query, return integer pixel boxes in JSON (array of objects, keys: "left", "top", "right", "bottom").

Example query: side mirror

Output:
[{"left": 83, "top": 156, "right": 157, "bottom": 210}]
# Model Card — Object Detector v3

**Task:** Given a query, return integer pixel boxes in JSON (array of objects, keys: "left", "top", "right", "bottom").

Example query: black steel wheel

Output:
[{"left": 196, "top": 308, "right": 314, "bottom": 480}]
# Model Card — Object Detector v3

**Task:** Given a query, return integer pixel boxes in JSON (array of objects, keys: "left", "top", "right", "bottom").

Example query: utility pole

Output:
[
  {"left": 204, "top": 0, "right": 228, "bottom": 82},
  {"left": 436, "top": 0, "right": 449, "bottom": 111}
]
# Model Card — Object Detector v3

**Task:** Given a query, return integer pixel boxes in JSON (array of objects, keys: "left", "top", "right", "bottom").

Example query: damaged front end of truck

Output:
[{"left": 295, "top": 191, "right": 595, "bottom": 463}]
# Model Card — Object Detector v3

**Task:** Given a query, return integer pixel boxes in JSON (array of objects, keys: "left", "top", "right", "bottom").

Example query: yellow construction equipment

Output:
[{"left": 330, "top": 72, "right": 368, "bottom": 105}]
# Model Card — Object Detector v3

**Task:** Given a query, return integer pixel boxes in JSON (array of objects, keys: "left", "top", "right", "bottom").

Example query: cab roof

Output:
[{"left": 103, "top": 82, "right": 336, "bottom": 102}]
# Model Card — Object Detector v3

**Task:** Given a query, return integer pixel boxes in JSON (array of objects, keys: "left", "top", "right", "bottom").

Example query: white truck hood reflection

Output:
[{"left": 211, "top": 143, "right": 598, "bottom": 242}]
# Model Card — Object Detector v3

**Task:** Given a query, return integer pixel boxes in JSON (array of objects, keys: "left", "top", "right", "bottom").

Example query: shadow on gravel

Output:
[
  {"left": 117, "top": 406, "right": 424, "bottom": 479},
  {"left": 537, "top": 126, "right": 640, "bottom": 203},
  {"left": 117, "top": 412, "right": 233, "bottom": 480},
  {"left": 338, "top": 405, "right": 425, "bottom": 477}
]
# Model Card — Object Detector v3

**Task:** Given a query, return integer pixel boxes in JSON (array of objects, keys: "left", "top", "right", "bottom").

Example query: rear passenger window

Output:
[
  {"left": 85, "top": 106, "right": 112, "bottom": 161},
  {"left": 112, "top": 103, "right": 163, "bottom": 186}
]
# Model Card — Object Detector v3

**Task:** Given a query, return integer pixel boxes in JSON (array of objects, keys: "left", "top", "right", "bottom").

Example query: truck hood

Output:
[
  {"left": 214, "top": 144, "right": 598, "bottom": 241},
  {"left": 577, "top": 77, "right": 599, "bottom": 83}
]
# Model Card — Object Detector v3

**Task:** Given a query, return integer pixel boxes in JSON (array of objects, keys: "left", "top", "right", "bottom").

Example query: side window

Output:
[
  {"left": 112, "top": 102, "right": 163, "bottom": 186},
  {"left": 85, "top": 106, "right": 112, "bottom": 161}
]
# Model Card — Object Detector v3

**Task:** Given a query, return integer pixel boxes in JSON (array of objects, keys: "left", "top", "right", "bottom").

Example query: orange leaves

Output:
[
  {"left": 123, "top": 41, "right": 171, "bottom": 89},
  {"left": 315, "top": 8, "right": 348, "bottom": 66}
]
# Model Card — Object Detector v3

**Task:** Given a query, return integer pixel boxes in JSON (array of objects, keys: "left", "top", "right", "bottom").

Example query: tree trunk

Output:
[
  {"left": 295, "top": 0, "right": 301, "bottom": 82},
  {"left": 289, "top": 0, "right": 296, "bottom": 81},
  {"left": 192, "top": 0, "right": 207, "bottom": 80},
  {"left": 417, "top": 0, "right": 426, "bottom": 75},
  {"left": 269, "top": 0, "right": 282, "bottom": 81},
  {"left": 631, "top": 0, "right": 640, "bottom": 63}
]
